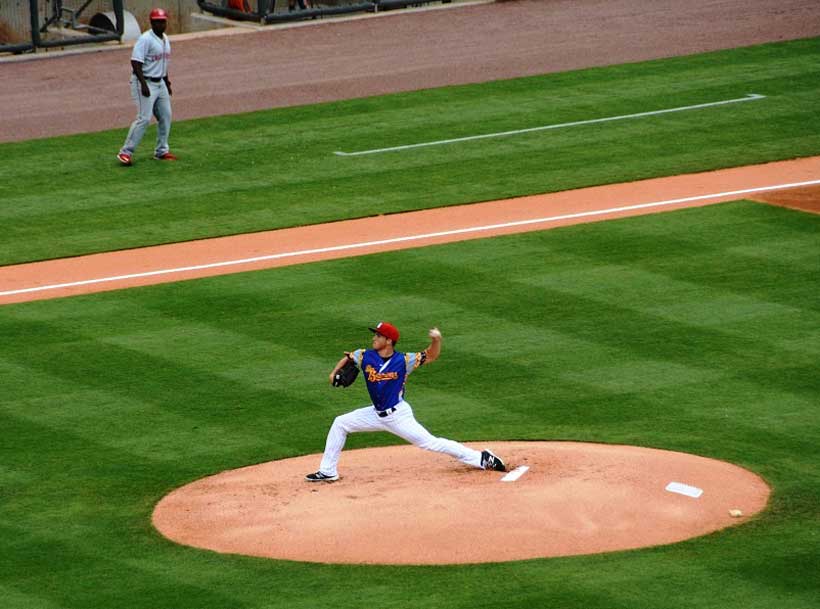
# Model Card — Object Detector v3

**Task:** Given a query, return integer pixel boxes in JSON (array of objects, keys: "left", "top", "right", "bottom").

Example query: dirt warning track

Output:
[{"left": 2, "top": 0, "right": 819, "bottom": 144}]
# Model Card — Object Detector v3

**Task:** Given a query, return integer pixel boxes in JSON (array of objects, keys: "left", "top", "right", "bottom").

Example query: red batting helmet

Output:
[{"left": 149, "top": 8, "right": 169, "bottom": 20}]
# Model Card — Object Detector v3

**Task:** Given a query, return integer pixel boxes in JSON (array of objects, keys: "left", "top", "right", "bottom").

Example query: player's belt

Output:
[
  {"left": 376, "top": 406, "right": 397, "bottom": 418},
  {"left": 146, "top": 77, "right": 164, "bottom": 82}
]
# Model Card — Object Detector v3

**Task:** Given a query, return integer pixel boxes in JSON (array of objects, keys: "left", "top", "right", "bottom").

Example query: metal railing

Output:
[
  {"left": 196, "top": 0, "right": 451, "bottom": 25},
  {"left": 1, "top": 0, "right": 124, "bottom": 54}
]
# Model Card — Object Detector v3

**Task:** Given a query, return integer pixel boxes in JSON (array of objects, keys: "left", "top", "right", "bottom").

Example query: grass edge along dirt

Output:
[{"left": 0, "top": 36, "right": 819, "bottom": 264}]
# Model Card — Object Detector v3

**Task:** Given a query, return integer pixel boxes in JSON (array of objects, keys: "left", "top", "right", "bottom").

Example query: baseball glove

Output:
[{"left": 332, "top": 358, "right": 359, "bottom": 388}]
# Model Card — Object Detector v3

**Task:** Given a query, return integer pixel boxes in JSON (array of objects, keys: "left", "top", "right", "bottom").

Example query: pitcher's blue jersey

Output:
[{"left": 350, "top": 349, "right": 427, "bottom": 411}]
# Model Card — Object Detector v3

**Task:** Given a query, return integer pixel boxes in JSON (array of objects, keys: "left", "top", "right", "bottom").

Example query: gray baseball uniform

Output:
[{"left": 119, "top": 27, "right": 172, "bottom": 158}]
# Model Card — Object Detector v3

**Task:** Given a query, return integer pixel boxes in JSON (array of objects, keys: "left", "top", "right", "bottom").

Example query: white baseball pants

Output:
[
  {"left": 318, "top": 400, "right": 483, "bottom": 477},
  {"left": 119, "top": 76, "right": 172, "bottom": 157}
]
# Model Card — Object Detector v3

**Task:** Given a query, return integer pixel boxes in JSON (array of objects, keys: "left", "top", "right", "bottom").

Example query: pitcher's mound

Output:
[{"left": 152, "top": 441, "right": 769, "bottom": 565}]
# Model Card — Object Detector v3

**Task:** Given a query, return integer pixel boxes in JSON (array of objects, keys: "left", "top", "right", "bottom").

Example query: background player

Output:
[
  {"left": 117, "top": 8, "right": 177, "bottom": 166},
  {"left": 306, "top": 322, "right": 507, "bottom": 481}
]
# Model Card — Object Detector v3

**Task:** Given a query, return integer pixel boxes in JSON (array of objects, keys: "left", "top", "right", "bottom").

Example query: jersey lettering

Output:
[{"left": 364, "top": 365, "right": 399, "bottom": 383}]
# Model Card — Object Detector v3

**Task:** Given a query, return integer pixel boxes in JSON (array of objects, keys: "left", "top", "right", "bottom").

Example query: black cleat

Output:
[
  {"left": 305, "top": 471, "right": 339, "bottom": 482},
  {"left": 481, "top": 450, "right": 507, "bottom": 472}
]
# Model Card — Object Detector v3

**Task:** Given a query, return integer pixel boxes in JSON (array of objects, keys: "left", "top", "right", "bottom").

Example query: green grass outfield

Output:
[
  {"left": 0, "top": 37, "right": 819, "bottom": 265},
  {"left": 1, "top": 201, "right": 819, "bottom": 609},
  {"left": 1, "top": 35, "right": 820, "bottom": 609}
]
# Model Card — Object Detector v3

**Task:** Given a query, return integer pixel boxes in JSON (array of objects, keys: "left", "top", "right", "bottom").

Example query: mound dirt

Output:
[{"left": 152, "top": 441, "right": 770, "bottom": 565}]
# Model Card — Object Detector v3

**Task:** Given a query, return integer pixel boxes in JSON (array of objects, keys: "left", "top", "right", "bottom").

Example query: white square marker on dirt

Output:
[
  {"left": 501, "top": 466, "right": 529, "bottom": 482},
  {"left": 665, "top": 481, "right": 703, "bottom": 498}
]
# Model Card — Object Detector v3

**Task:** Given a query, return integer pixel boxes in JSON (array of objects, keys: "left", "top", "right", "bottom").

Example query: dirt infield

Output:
[
  {"left": 152, "top": 441, "right": 770, "bottom": 565},
  {"left": 2, "top": 0, "right": 819, "bottom": 143},
  {"left": 753, "top": 184, "right": 820, "bottom": 214},
  {"left": 1, "top": 155, "right": 818, "bottom": 305}
]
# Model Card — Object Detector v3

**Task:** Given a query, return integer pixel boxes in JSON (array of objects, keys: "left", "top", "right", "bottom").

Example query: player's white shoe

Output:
[
  {"left": 305, "top": 471, "right": 339, "bottom": 482},
  {"left": 481, "top": 450, "right": 506, "bottom": 472}
]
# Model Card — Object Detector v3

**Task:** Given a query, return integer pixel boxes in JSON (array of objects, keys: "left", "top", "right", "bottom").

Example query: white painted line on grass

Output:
[
  {"left": 501, "top": 466, "right": 530, "bottom": 482},
  {"left": 666, "top": 482, "right": 704, "bottom": 498},
  {"left": 1, "top": 176, "right": 818, "bottom": 299},
  {"left": 334, "top": 94, "right": 766, "bottom": 156}
]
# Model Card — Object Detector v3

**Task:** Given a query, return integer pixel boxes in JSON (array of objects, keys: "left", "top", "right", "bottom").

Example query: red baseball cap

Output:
[
  {"left": 369, "top": 321, "right": 400, "bottom": 344},
  {"left": 149, "top": 8, "right": 169, "bottom": 20}
]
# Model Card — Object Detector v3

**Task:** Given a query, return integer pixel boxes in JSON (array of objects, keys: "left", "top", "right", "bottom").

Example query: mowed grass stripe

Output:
[{"left": 1, "top": 201, "right": 818, "bottom": 608}]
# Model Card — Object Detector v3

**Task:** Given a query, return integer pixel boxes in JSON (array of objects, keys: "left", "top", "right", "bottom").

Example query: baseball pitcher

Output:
[{"left": 306, "top": 322, "right": 506, "bottom": 481}]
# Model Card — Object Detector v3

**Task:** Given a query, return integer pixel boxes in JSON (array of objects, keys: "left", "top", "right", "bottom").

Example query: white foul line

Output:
[
  {"left": 334, "top": 94, "right": 766, "bottom": 157},
  {"left": 1, "top": 177, "right": 818, "bottom": 299}
]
